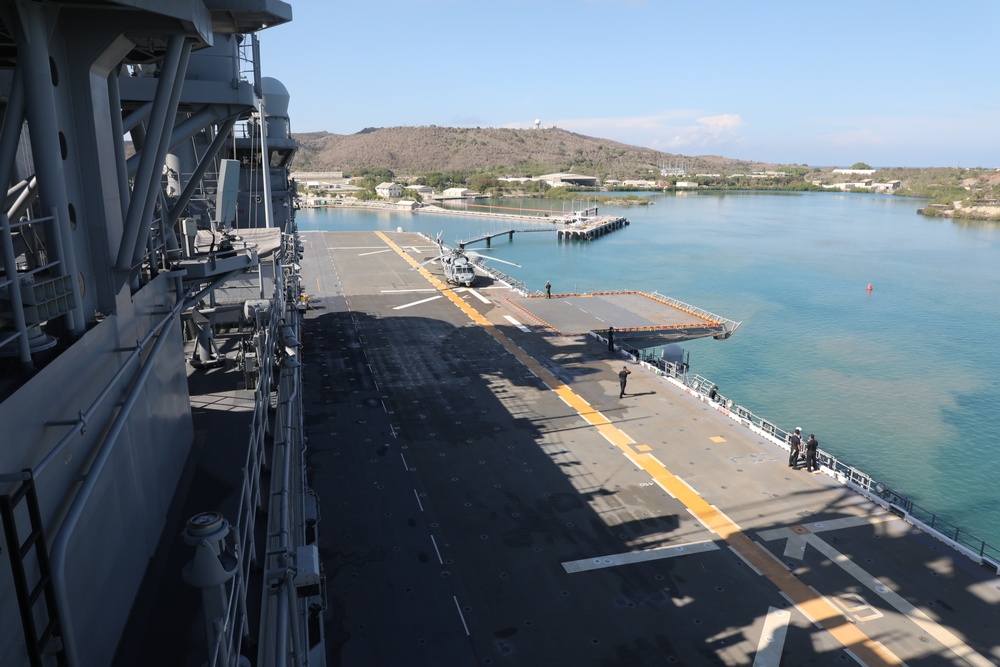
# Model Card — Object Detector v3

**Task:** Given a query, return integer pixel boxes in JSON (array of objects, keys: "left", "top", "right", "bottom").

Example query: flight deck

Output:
[
  {"left": 506, "top": 291, "right": 740, "bottom": 341},
  {"left": 123, "top": 229, "right": 1000, "bottom": 666},
  {"left": 294, "top": 230, "right": 1000, "bottom": 666}
]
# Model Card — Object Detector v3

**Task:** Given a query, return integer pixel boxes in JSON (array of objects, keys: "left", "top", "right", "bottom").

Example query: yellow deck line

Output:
[{"left": 375, "top": 231, "right": 901, "bottom": 666}]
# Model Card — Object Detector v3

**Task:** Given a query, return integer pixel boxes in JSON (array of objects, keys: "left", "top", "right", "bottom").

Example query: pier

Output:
[
  {"left": 456, "top": 227, "right": 551, "bottom": 248},
  {"left": 557, "top": 215, "right": 628, "bottom": 240}
]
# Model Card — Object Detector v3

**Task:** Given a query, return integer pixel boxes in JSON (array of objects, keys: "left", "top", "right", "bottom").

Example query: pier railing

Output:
[{"left": 600, "top": 333, "right": 1000, "bottom": 573}]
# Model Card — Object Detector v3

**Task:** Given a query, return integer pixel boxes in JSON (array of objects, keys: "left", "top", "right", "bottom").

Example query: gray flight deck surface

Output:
[
  {"left": 299, "top": 230, "right": 999, "bottom": 666},
  {"left": 506, "top": 292, "right": 719, "bottom": 336}
]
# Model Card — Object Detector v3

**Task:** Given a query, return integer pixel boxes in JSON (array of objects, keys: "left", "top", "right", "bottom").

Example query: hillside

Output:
[
  {"left": 291, "top": 126, "right": 781, "bottom": 178},
  {"left": 290, "top": 126, "right": 1000, "bottom": 221}
]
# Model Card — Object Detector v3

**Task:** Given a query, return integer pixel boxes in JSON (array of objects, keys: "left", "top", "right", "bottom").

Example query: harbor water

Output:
[{"left": 297, "top": 192, "right": 1000, "bottom": 547}]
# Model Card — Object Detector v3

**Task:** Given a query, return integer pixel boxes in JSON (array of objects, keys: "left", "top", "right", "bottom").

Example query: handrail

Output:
[
  {"left": 50, "top": 280, "right": 191, "bottom": 665},
  {"left": 205, "top": 272, "right": 280, "bottom": 667},
  {"left": 642, "top": 362, "right": 1000, "bottom": 570},
  {"left": 197, "top": 231, "right": 319, "bottom": 667},
  {"left": 648, "top": 290, "right": 742, "bottom": 335}
]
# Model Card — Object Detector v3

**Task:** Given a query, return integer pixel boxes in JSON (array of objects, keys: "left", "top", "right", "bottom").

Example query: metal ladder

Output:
[{"left": 0, "top": 470, "right": 67, "bottom": 667}]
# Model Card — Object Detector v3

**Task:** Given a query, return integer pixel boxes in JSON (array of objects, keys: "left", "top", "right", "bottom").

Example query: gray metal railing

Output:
[
  {"left": 199, "top": 231, "right": 321, "bottom": 667},
  {"left": 648, "top": 290, "right": 742, "bottom": 338},
  {"left": 475, "top": 260, "right": 529, "bottom": 295},
  {"left": 666, "top": 368, "right": 1000, "bottom": 570}
]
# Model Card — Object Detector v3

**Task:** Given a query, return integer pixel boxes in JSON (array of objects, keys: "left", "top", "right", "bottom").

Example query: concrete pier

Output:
[{"left": 557, "top": 215, "right": 629, "bottom": 240}]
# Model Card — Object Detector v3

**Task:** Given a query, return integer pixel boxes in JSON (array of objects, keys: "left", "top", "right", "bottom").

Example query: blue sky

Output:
[{"left": 259, "top": 1, "right": 1000, "bottom": 168}]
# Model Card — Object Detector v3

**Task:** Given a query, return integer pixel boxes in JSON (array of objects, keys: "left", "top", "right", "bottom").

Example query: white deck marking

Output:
[
  {"left": 453, "top": 596, "right": 470, "bottom": 635},
  {"left": 783, "top": 532, "right": 808, "bottom": 559},
  {"left": 804, "top": 534, "right": 996, "bottom": 667},
  {"left": 381, "top": 288, "right": 437, "bottom": 293},
  {"left": 467, "top": 288, "right": 490, "bottom": 304},
  {"left": 752, "top": 607, "right": 790, "bottom": 667},
  {"left": 502, "top": 315, "right": 531, "bottom": 333},
  {"left": 412, "top": 489, "right": 424, "bottom": 512},
  {"left": 357, "top": 248, "right": 394, "bottom": 256},
  {"left": 757, "top": 521, "right": 994, "bottom": 664},
  {"left": 758, "top": 514, "right": 893, "bottom": 561},
  {"left": 561, "top": 539, "right": 719, "bottom": 573},
  {"left": 393, "top": 295, "right": 443, "bottom": 310},
  {"left": 430, "top": 534, "right": 443, "bottom": 564}
]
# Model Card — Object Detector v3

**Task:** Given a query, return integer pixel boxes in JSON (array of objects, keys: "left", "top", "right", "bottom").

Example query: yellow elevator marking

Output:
[{"left": 375, "top": 231, "right": 901, "bottom": 667}]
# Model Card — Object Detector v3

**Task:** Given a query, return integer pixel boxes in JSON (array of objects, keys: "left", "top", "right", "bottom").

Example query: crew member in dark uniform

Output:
[
  {"left": 788, "top": 427, "right": 802, "bottom": 468},
  {"left": 618, "top": 365, "right": 631, "bottom": 398},
  {"left": 805, "top": 434, "right": 819, "bottom": 472}
]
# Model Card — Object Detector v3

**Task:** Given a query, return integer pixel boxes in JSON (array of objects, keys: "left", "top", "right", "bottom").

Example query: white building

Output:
[
  {"left": 832, "top": 168, "right": 877, "bottom": 175},
  {"left": 375, "top": 182, "right": 403, "bottom": 199},
  {"left": 405, "top": 184, "right": 435, "bottom": 196}
]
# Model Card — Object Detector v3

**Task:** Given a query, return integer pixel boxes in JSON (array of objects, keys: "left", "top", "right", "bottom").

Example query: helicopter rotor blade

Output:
[
  {"left": 467, "top": 252, "right": 521, "bottom": 268},
  {"left": 414, "top": 253, "right": 448, "bottom": 268}
]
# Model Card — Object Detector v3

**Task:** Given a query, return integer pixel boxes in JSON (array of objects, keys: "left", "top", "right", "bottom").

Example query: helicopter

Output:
[{"left": 417, "top": 235, "right": 521, "bottom": 287}]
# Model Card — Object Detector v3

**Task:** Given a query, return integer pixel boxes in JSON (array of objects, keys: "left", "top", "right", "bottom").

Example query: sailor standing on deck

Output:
[
  {"left": 618, "top": 365, "right": 631, "bottom": 398},
  {"left": 805, "top": 434, "right": 819, "bottom": 472},
  {"left": 788, "top": 427, "right": 802, "bottom": 468}
]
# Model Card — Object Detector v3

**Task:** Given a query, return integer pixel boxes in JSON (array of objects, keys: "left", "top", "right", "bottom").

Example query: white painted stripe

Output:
[
  {"left": 503, "top": 315, "right": 531, "bottom": 332},
  {"left": 806, "top": 534, "right": 995, "bottom": 667},
  {"left": 358, "top": 248, "right": 394, "bottom": 256},
  {"left": 467, "top": 288, "right": 491, "bottom": 303},
  {"left": 453, "top": 596, "right": 470, "bottom": 635},
  {"left": 413, "top": 489, "right": 424, "bottom": 512},
  {"left": 430, "top": 534, "right": 443, "bottom": 564},
  {"left": 783, "top": 532, "right": 808, "bottom": 560},
  {"left": 399, "top": 453, "right": 409, "bottom": 470},
  {"left": 393, "top": 295, "right": 443, "bottom": 310},
  {"left": 381, "top": 288, "right": 438, "bottom": 293},
  {"left": 561, "top": 539, "right": 719, "bottom": 573},
  {"left": 752, "top": 607, "right": 790, "bottom": 667},
  {"left": 806, "top": 514, "right": 893, "bottom": 533}
]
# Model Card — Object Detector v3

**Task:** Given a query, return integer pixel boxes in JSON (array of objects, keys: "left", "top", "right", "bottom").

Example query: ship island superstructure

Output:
[{"left": 0, "top": 2, "right": 322, "bottom": 666}]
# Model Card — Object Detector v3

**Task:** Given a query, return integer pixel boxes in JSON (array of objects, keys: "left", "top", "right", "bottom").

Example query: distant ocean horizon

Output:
[{"left": 298, "top": 191, "right": 1000, "bottom": 548}]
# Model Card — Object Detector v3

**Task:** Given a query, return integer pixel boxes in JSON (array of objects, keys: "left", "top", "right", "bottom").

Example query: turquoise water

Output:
[{"left": 298, "top": 192, "right": 1000, "bottom": 545}]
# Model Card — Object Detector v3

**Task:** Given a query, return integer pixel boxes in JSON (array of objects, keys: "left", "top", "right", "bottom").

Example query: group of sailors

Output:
[{"left": 788, "top": 427, "right": 819, "bottom": 472}]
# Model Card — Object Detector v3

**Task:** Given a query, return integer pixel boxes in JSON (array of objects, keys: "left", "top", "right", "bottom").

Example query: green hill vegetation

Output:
[{"left": 292, "top": 126, "right": 1000, "bottom": 221}]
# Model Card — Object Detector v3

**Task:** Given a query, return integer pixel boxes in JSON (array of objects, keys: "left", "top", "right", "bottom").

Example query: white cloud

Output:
[{"left": 653, "top": 114, "right": 746, "bottom": 151}]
